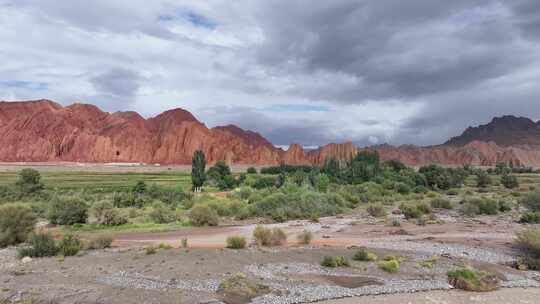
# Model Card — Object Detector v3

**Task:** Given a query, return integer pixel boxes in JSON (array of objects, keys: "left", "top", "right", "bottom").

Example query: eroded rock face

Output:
[{"left": 2, "top": 100, "right": 540, "bottom": 167}]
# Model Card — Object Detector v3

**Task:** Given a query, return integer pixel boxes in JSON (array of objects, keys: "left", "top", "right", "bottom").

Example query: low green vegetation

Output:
[
  {"left": 226, "top": 236, "right": 247, "bottom": 249},
  {"left": 252, "top": 225, "right": 287, "bottom": 246},
  {"left": 1, "top": 152, "right": 539, "bottom": 247},
  {"left": 18, "top": 232, "right": 59, "bottom": 258},
  {"left": 353, "top": 248, "right": 378, "bottom": 261},
  {"left": 378, "top": 256, "right": 401, "bottom": 273},
  {"left": 297, "top": 230, "right": 313, "bottom": 245},
  {"left": 447, "top": 268, "right": 498, "bottom": 292},
  {"left": 321, "top": 256, "right": 350, "bottom": 268}
]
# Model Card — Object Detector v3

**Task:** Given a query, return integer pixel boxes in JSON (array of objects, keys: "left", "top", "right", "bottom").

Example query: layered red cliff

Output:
[{"left": 1, "top": 99, "right": 540, "bottom": 167}]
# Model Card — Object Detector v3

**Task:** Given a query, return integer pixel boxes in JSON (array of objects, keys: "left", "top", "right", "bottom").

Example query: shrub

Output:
[
  {"left": 353, "top": 248, "right": 377, "bottom": 261},
  {"left": 253, "top": 225, "right": 272, "bottom": 246},
  {"left": 16, "top": 168, "right": 44, "bottom": 194},
  {"left": 521, "top": 192, "right": 540, "bottom": 212},
  {"left": 366, "top": 204, "right": 386, "bottom": 217},
  {"left": 394, "top": 182, "right": 411, "bottom": 194},
  {"left": 430, "top": 198, "right": 452, "bottom": 209},
  {"left": 419, "top": 256, "right": 438, "bottom": 269},
  {"left": 520, "top": 212, "right": 540, "bottom": 224},
  {"left": 378, "top": 259, "right": 400, "bottom": 273},
  {"left": 132, "top": 181, "right": 147, "bottom": 194},
  {"left": 270, "top": 228, "right": 287, "bottom": 246},
  {"left": 217, "top": 272, "right": 269, "bottom": 300},
  {"left": 148, "top": 202, "right": 176, "bottom": 224},
  {"left": 461, "top": 198, "right": 499, "bottom": 216},
  {"left": 246, "top": 167, "right": 257, "bottom": 174},
  {"left": 413, "top": 185, "right": 428, "bottom": 194},
  {"left": 399, "top": 205, "right": 422, "bottom": 219},
  {"left": 252, "top": 225, "right": 287, "bottom": 246},
  {"left": 321, "top": 256, "right": 338, "bottom": 267},
  {"left": 48, "top": 197, "right": 88, "bottom": 225},
  {"left": 447, "top": 268, "right": 498, "bottom": 292},
  {"left": 415, "top": 202, "right": 432, "bottom": 214},
  {"left": 226, "top": 236, "right": 247, "bottom": 249},
  {"left": 476, "top": 171, "right": 492, "bottom": 188},
  {"left": 18, "top": 232, "right": 58, "bottom": 258},
  {"left": 516, "top": 228, "right": 540, "bottom": 257},
  {"left": 321, "top": 256, "right": 350, "bottom": 267},
  {"left": 181, "top": 238, "right": 188, "bottom": 248},
  {"left": 58, "top": 234, "right": 82, "bottom": 256},
  {"left": 0, "top": 204, "right": 37, "bottom": 247},
  {"left": 500, "top": 174, "right": 519, "bottom": 189},
  {"left": 145, "top": 245, "right": 157, "bottom": 255},
  {"left": 189, "top": 205, "right": 219, "bottom": 226},
  {"left": 92, "top": 201, "right": 128, "bottom": 226},
  {"left": 158, "top": 243, "right": 173, "bottom": 249},
  {"left": 297, "top": 230, "right": 313, "bottom": 245},
  {"left": 85, "top": 235, "right": 113, "bottom": 250}
]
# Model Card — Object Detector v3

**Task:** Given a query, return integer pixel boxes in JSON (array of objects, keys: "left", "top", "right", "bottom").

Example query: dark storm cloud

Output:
[{"left": 3, "top": 0, "right": 540, "bottom": 147}]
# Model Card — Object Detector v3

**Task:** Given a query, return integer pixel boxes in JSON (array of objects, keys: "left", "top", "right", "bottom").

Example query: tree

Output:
[
  {"left": 132, "top": 181, "right": 147, "bottom": 194},
  {"left": 207, "top": 160, "right": 236, "bottom": 190},
  {"left": 191, "top": 150, "right": 206, "bottom": 192},
  {"left": 16, "top": 168, "right": 44, "bottom": 194},
  {"left": 495, "top": 162, "right": 511, "bottom": 175},
  {"left": 246, "top": 167, "right": 257, "bottom": 174}
]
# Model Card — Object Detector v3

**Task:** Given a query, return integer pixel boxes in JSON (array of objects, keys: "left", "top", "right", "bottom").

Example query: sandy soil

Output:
[{"left": 322, "top": 288, "right": 540, "bottom": 304}]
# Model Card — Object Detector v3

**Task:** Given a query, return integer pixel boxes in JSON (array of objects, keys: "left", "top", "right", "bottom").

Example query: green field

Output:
[{"left": 0, "top": 171, "right": 192, "bottom": 191}]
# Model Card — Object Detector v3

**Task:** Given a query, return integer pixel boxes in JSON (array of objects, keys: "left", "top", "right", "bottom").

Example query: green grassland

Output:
[{"left": 0, "top": 171, "right": 192, "bottom": 191}]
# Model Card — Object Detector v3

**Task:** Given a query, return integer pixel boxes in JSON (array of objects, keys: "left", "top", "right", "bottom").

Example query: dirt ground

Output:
[
  {"left": 322, "top": 288, "right": 540, "bottom": 304},
  {"left": 3, "top": 212, "right": 539, "bottom": 304}
]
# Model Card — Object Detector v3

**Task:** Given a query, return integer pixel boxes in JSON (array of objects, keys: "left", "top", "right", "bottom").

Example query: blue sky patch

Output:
[
  {"left": 159, "top": 10, "right": 217, "bottom": 29},
  {"left": 0, "top": 80, "right": 47, "bottom": 91}
]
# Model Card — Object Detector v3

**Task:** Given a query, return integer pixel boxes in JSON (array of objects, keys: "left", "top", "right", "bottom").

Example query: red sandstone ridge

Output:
[{"left": 1, "top": 99, "right": 540, "bottom": 167}]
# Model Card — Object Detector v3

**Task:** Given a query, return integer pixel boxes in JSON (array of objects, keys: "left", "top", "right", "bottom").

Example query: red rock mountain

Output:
[{"left": 1, "top": 99, "right": 540, "bottom": 167}]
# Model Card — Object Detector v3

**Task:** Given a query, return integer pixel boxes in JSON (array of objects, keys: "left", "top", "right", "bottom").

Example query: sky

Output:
[{"left": 1, "top": 0, "right": 540, "bottom": 148}]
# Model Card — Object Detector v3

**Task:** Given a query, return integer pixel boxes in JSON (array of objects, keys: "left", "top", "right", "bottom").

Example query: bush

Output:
[
  {"left": 321, "top": 256, "right": 349, "bottom": 267},
  {"left": 48, "top": 197, "right": 88, "bottom": 225},
  {"left": 462, "top": 198, "right": 499, "bottom": 216},
  {"left": 132, "top": 181, "right": 147, "bottom": 194},
  {"left": 501, "top": 174, "right": 519, "bottom": 189},
  {"left": 447, "top": 268, "right": 498, "bottom": 292},
  {"left": 189, "top": 205, "right": 219, "bottom": 226},
  {"left": 92, "top": 201, "right": 128, "bottom": 226},
  {"left": 366, "top": 204, "right": 386, "bottom": 217},
  {"left": 415, "top": 202, "right": 432, "bottom": 214},
  {"left": 521, "top": 192, "right": 540, "bottom": 212},
  {"left": 476, "top": 171, "right": 492, "bottom": 188},
  {"left": 148, "top": 202, "right": 176, "bottom": 224},
  {"left": 270, "top": 228, "right": 287, "bottom": 246},
  {"left": 430, "top": 198, "right": 452, "bottom": 209},
  {"left": 58, "top": 234, "right": 82, "bottom": 256},
  {"left": 378, "top": 259, "right": 400, "bottom": 273},
  {"left": 16, "top": 168, "right": 44, "bottom": 194},
  {"left": 516, "top": 228, "right": 540, "bottom": 257},
  {"left": 413, "top": 185, "right": 428, "bottom": 194},
  {"left": 217, "top": 272, "right": 269, "bottom": 300},
  {"left": 297, "top": 230, "right": 313, "bottom": 245},
  {"left": 394, "top": 182, "right": 411, "bottom": 195},
  {"left": 18, "top": 232, "right": 58, "bottom": 258},
  {"left": 226, "top": 236, "right": 247, "bottom": 249},
  {"left": 0, "top": 204, "right": 37, "bottom": 247},
  {"left": 353, "top": 248, "right": 377, "bottom": 261},
  {"left": 246, "top": 167, "right": 257, "bottom": 174},
  {"left": 520, "top": 212, "right": 540, "bottom": 223},
  {"left": 252, "top": 225, "right": 287, "bottom": 246},
  {"left": 145, "top": 245, "right": 157, "bottom": 255},
  {"left": 85, "top": 235, "right": 113, "bottom": 250}
]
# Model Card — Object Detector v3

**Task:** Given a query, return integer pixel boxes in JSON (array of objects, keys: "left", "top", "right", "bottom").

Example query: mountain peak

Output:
[{"left": 445, "top": 115, "right": 540, "bottom": 147}]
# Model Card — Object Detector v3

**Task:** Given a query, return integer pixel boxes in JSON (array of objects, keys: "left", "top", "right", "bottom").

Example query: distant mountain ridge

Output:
[
  {"left": 445, "top": 115, "right": 540, "bottom": 147},
  {"left": 1, "top": 99, "right": 540, "bottom": 167}
]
